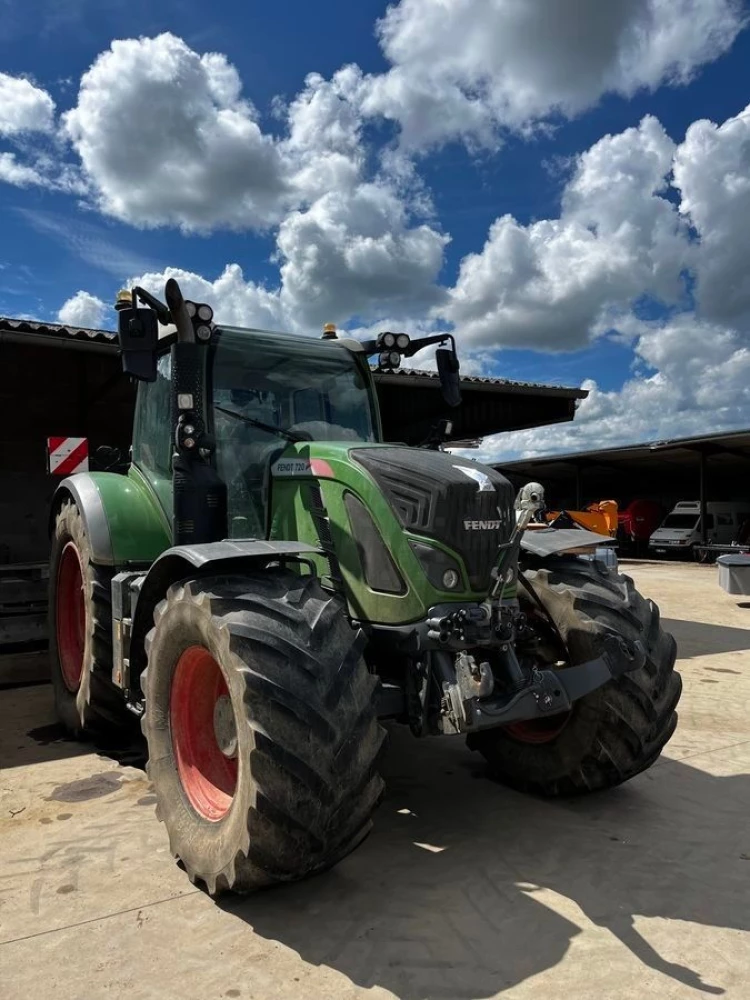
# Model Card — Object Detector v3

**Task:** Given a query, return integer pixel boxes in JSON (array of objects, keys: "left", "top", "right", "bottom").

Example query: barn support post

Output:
[{"left": 699, "top": 448, "right": 708, "bottom": 545}]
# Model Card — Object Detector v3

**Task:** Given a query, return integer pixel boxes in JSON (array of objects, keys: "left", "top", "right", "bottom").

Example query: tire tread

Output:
[{"left": 470, "top": 558, "right": 681, "bottom": 796}]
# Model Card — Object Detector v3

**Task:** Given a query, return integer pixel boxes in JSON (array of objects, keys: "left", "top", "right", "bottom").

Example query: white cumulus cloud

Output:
[
  {"left": 363, "top": 0, "right": 747, "bottom": 148},
  {"left": 129, "top": 264, "right": 288, "bottom": 333},
  {"left": 674, "top": 103, "right": 750, "bottom": 326},
  {"left": 122, "top": 52, "right": 448, "bottom": 331},
  {"left": 274, "top": 67, "right": 448, "bottom": 325},
  {"left": 57, "top": 290, "right": 108, "bottom": 329},
  {"left": 0, "top": 72, "right": 55, "bottom": 135},
  {"left": 442, "top": 116, "right": 691, "bottom": 350},
  {"left": 63, "top": 33, "right": 290, "bottom": 231},
  {"left": 277, "top": 181, "right": 448, "bottom": 328}
]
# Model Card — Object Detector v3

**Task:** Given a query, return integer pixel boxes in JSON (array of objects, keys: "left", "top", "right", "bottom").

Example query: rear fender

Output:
[{"left": 50, "top": 471, "right": 170, "bottom": 567}]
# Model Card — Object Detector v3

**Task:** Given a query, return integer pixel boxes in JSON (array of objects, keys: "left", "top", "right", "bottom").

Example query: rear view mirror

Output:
[
  {"left": 436, "top": 348, "right": 462, "bottom": 407},
  {"left": 117, "top": 306, "right": 158, "bottom": 382}
]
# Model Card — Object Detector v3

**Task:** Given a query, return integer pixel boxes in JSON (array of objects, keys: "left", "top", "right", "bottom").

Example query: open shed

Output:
[
  {"left": 494, "top": 430, "right": 750, "bottom": 551},
  {"left": 494, "top": 431, "right": 750, "bottom": 509}
]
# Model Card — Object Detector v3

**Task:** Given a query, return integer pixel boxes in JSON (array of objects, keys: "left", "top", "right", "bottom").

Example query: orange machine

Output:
[{"left": 545, "top": 500, "right": 619, "bottom": 537}]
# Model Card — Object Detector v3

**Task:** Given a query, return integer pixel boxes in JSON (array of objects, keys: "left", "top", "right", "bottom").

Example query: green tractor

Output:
[{"left": 49, "top": 279, "right": 681, "bottom": 895}]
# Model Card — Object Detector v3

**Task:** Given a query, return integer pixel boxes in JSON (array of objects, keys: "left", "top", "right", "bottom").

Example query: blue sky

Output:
[{"left": 1, "top": 0, "right": 750, "bottom": 458}]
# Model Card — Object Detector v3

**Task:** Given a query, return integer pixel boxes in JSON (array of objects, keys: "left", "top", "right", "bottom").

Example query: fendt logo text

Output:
[{"left": 463, "top": 519, "right": 503, "bottom": 530}]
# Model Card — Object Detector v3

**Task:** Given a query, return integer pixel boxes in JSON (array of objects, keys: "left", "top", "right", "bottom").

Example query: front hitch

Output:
[{"left": 433, "top": 634, "right": 646, "bottom": 736}]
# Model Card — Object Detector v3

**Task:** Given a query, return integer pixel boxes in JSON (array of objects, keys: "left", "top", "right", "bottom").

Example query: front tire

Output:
[
  {"left": 142, "top": 570, "right": 386, "bottom": 895},
  {"left": 468, "top": 558, "right": 681, "bottom": 796}
]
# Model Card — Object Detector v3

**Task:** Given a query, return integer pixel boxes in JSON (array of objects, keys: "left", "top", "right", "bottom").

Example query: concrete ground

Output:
[{"left": 1, "top": 562, "right": 749, "bottom": 1000}]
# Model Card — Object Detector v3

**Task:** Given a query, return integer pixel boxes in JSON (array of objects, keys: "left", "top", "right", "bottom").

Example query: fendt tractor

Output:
[{"left": 49, "top": 280, "right": 681, "bottom": 895}]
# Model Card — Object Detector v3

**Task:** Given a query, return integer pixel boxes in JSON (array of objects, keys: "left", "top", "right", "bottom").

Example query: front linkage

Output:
[
  {"left": 375, "top": 584, "right": 646, "bottom": 738},
  {"left": 430, "top": 630, "right": 646, "bottom": 736}
]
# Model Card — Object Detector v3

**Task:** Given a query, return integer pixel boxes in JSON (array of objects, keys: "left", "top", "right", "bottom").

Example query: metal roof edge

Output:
[
  {"left": 372, "top": 367, "right": 586, "bottom": 399},
  {"left": 493, "top": 428, "right": 750, "bottom": 469},
  {"left": 0, "top": 315, "right": 587, "bottom": 401},
  {"left": 0, "top": 315, "right": 117, "bottom": 344}
]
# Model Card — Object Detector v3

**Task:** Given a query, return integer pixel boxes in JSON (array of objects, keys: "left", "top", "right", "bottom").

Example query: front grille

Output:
[{"left": 352, "top": 447, "right": 514, "bottom": 592}]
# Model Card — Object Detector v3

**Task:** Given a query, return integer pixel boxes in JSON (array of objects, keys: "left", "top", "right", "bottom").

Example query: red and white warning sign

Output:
[{"left": 47, "top": 437, "right": 89, "bottom": 475}]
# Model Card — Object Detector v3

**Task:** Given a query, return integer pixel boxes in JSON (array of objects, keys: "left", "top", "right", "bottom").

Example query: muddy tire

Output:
[
  {"left": 142, "top": 570, "right": 386, "bottom": 895},
  {"left": 49, "top": 500, "right": 130, "bottom": 736},
  {"left": 468, "top": 558, "right": 681, "bottom": 795}
]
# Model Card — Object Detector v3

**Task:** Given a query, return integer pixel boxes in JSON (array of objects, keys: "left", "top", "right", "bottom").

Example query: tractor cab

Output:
[{"left": 134, "top": 325, "right": 380, "bottom": 539}]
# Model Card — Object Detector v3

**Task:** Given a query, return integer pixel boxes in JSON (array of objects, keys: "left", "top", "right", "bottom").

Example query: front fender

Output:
[
  {"left": 129, "top": 539, "right": 322, "bottom": 692},
  {"left": 51, "top": 470, "right": 170, "bottom": 566},
  {"left": 520, "top": 526, "right": 614, "bottom": 559}
]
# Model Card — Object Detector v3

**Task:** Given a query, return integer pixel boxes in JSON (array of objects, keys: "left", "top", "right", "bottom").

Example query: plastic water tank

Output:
[{"left": 717, "top": 554, "right": 750, "bottom": 596}]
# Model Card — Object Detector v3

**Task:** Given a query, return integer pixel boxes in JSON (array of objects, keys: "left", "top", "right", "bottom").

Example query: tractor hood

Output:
[
  {"left": 348, "top": 446, "right": 515, "bottom": 592},
  {"left": 267, "top": 441, "right": 517, "bottom": 623}
]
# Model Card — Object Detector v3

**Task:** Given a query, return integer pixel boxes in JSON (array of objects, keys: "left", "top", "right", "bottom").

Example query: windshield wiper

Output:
[{"left": 214, "top": 404, "right": 309, "bottom": 444}]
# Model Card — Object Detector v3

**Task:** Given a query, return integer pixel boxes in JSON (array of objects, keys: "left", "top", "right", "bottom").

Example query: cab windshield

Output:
[
  {"left": 210, "top": 327, "right": 377, "bottom": 440},
  {"left": 209, "top": 327, "right": 378, "bottom": 536}
]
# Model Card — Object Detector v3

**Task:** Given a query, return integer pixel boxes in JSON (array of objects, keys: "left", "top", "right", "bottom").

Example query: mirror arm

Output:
[
  {"left": 359, "top": 332, "right": 456, "bottom": 359},
  {"left": 132, "top": 286, "right": 172, "bottom": 327},
  {"left": 401, "top": 333, "right": 453, "bottom": 358}
]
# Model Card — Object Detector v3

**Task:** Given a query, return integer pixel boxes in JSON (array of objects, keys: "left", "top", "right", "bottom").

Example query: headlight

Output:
[
  {"left": 396, "top": 333, "right": 410, "bottom": 349},
  {"left": 409, "top": 540, "right": 464, "bottom": 592},
  {"left": 381, "top": 332, "right": 396, "bottom": 348}
]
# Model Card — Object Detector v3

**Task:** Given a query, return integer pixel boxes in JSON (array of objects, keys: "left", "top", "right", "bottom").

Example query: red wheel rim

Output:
[
  {"left": 56, "top": 542, "right": 86, "bottom": 692},
  {"left": 170, "top": 646, "right": 238, "bottom": 821},
  {"left": 504, "top": 713, "right": 571, "bottom": 745}
]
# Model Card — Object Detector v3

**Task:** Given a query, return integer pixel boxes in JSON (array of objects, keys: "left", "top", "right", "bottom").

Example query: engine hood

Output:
[{"left": 350, "top": 446, "right": 515, "bottom": 591}]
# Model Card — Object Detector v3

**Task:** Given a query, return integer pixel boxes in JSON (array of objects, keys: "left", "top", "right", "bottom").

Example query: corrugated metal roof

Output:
[
  {"left": 495, "top": 429, "right": 750, "bottom": 472},
  {"left": 0, "top": 316, "right": 116, "bottom": 344},
  {"left": 374, "top": 366, "right": 586, "bottom": 399},
  {"left": 0, "top": 315, "right": 585, "bottom": 401}
]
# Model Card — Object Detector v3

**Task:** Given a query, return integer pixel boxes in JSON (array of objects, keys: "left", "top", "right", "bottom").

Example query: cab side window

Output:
[{"left": 133, "top": 353, "right": 172, "bottom": 480}]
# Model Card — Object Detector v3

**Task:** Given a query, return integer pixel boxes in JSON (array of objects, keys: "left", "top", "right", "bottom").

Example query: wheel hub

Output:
[
  {"left": 169, "top": 646, "right": 238, "bottom": 821},
  {"left": 504, "top": 714, "right": 570, "bottom": 744}
]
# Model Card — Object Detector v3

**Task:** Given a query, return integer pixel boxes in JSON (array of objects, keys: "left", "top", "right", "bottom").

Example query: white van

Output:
[{"left": 649, "top": 501, "right": 750, "bottom": 556}]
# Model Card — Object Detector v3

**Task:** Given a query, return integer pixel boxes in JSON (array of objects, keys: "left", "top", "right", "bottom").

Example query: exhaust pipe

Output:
[{"left": 165, "top": 278, "right": 195, "bottom": 344}]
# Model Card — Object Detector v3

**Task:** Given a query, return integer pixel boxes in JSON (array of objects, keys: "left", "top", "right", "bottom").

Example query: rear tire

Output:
[
  {"left": 49, "top": 500, "right": 130, "bottom": 737},
  {"left": 142, "top": 570, "right": 386, "bottom": 895},
  {"left": 468, "top": 558, "right": 681, "bottom": 795}
]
